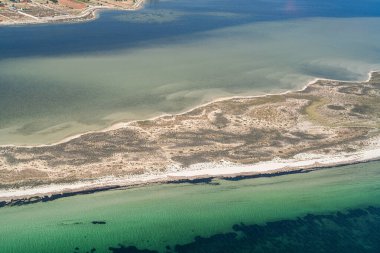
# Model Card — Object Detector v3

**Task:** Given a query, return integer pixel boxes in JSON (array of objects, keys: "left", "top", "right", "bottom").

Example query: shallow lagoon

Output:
[
  {"left": 1, "top": 0, "right": 380, "bottom": 145},
  {"left": 0, "top": 161, "right": 380, "bottom": 253}
]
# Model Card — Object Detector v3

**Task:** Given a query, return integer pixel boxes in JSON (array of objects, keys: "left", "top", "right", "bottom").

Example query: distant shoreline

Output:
[{"left": 0, "top": 0, "right": 144, "bottom": 27}]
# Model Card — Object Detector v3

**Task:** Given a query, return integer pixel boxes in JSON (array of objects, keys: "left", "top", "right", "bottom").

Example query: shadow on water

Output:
[
  {"left": 1, "top": 163, "right": 372, "bottom": 208},
  {"left": 77, "top": 206, "right": 380, "bottom": 253},
  {"left": 0, "top": 169, "right": 313, "bottom": 208}
]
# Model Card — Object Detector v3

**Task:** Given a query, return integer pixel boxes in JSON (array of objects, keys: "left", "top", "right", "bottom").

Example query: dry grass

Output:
[{"left": 0, "top": 72, "right": 379, "bottom": 188}]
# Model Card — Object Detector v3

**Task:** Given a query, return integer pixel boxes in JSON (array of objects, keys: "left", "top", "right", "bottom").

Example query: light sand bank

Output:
[
  {"left": 1, "top": 137, "right": 379, "bottom": 200},
  {"left": 1, "top": 70, "right": 379, "bottom": 202}
]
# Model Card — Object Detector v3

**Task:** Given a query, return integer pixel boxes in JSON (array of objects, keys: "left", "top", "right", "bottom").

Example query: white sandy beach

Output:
[{"left": 1, "top": 135, "right": 379, "bottom": 200}]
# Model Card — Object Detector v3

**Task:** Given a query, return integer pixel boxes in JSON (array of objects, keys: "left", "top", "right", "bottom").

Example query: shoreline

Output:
[
  {"left": 1, "top": 70, "right": 376, "bottom": 149},
  {"left": 1, "top": 137, "right": 379, "bottom": 204},
  {"left": 0, "top": 0, "right": 144, "bottom": 27}
]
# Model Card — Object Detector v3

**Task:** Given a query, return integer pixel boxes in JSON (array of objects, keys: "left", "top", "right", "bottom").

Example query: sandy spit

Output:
[
  {"left": 1, "top": 136, "right": 379, "bottom": 200},
  {"left": 0, "top": 70, "right": 379, "bottom": 201}
]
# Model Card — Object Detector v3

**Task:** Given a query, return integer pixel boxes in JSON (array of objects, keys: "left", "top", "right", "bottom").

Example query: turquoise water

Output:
[
  {"left": 0, "top": 161, "right": 380, "bottom": 252},
  {"left": 1, "top": 1, "right": 380, "bottom": 252},
  {"left": 1, "top": 0, "right": 380, "bottom": 145}
]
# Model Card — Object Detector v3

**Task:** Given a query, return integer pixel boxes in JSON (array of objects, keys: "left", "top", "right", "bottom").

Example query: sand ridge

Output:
[{"left": 0, "top": 71, "right": 379, "bottom": 201}]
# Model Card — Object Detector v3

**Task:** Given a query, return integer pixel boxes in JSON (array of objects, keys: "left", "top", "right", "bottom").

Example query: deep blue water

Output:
[{"left": 2, "top": 0, "right": 380, "bottom": 59}]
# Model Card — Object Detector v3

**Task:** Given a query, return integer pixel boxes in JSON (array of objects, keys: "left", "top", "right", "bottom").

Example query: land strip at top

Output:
[{"left": 0, "top": 0, "right": 143, "bottom": 25}]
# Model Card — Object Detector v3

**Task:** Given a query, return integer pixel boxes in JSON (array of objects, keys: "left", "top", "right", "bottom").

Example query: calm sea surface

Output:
[
  {"left": 1, "top": 161, "right": 380, "bottom": 253},
  {"left": 1, "top": 0, "right": 380, "bottom": 145},
  {"left": 1, "top": 2, "right": 380, "bottom": 251}
]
